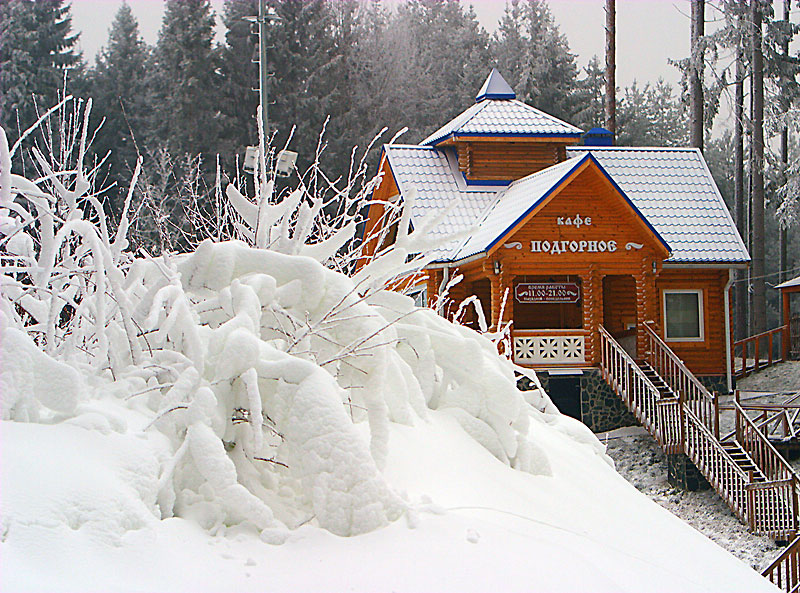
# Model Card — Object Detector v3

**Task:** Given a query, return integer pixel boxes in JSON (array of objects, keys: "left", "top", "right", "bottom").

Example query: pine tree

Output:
[
  {"left": 259, "top": 0, "right": 338, "bottom": 170},
  {"left": 147, "top": 0, "right": 222, "bottom": 159},
  {"left": 0, "top": 0, "right": 82, "bottom": 135},
  {"left": 383, "top": 0, "right": 490, "bottom": 141},
  {"left": 491, "top": 0, "right": 581, "bottom": 123},
  {"left": 615, "top": 81, "right": 688, "bottom": 147},
  {"left": 573, "top": 56, "right": 606, "bottom": 130},
  {"left": 90, "top": 2, "right": 149, "bottom": 209}
]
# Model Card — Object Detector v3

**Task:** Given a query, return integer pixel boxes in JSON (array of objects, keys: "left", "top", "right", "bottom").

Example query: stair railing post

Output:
[
  {"left": 755, "top": 337, "right": 761, "bottom": 373},
  {"left": 769, "top": 331, "right": 774, "bottom": 367},
  {"left": 748, "top": 471, "right": 756, "bottom": 532},
  {"left": 735, "top": 390, "right": 742, "bottom": 442},
  {"left": 713, "top": 391, "right": 720, "bottom": 440}
]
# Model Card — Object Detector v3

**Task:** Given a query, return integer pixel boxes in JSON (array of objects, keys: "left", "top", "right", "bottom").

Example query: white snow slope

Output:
[{"left": 0, "top": 241, "right": 778, "bottom": 593}]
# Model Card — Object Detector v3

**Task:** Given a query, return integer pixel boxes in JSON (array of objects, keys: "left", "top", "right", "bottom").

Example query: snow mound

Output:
[{"left": 3, "top": 238, "right": 592, "bottom": 540}]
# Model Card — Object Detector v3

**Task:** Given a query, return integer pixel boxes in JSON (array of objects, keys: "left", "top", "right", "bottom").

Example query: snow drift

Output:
[{"left": 0, "top": 106, "right": 778, "bottom": 592}]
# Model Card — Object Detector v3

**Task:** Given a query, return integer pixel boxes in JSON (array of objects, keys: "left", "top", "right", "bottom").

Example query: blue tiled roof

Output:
[
  {"left": 383, "top": 144, "right": 749, "bottom": 266},
  {"left": 567, "top": 147, "right": 750, "bottom": 264},
  {"left": 383, "top": 145, "right": 501, "bottom": 259},
  {"left": 421, "top": 99, "right": 584, "bottom": 146}
]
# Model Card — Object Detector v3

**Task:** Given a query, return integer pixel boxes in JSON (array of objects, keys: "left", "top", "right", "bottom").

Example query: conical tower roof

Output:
[
  {"left": 422, "top": 70, "right": 583, "bottom": 146},
  {"left": 475, "top": 68, "right": 516, "bottom": 102}
]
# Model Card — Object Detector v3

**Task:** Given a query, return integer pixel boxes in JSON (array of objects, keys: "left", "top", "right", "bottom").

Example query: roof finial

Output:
[{"left": 475, "top": 68, "right": 516, "bottom": 102}]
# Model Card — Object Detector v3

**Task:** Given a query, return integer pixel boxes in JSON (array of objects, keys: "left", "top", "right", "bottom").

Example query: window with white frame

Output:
[
  {"left": 662, "top": 289, "right": 704, "bottom": 341},
  {"left": 407, "top": 286, "right": 427, "bottom": 308}
]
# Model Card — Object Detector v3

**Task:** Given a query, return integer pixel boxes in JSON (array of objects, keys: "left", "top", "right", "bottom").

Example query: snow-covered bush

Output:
[{"left": 0, "top": 99, "right": 602, "bottom": 540}]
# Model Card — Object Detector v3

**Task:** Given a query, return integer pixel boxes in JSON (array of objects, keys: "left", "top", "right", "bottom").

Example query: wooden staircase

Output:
[{"left": 598, "top": 323, "right": 800, "bottom": 591}]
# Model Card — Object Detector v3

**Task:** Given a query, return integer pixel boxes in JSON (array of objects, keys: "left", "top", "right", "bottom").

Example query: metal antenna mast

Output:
[{"left": 258, "top": 0, "right": 269, "bottom": 137}]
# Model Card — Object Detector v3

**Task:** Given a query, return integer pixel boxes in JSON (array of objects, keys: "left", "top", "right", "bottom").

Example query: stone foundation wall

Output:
[
  {"left": 521, "top": 369, "right": 637, "bottom": 433},
  {"left": 697, "top": 374, "right": 729, "bottom": 395},
  {"left": 579, "top": 369, "right": 638, "bottom": 433},
  {"left": 667, "top": 453, "right": 710, "bottom": 491}
]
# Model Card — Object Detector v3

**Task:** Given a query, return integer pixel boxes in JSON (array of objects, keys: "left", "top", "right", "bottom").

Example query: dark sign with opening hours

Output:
[{"left": 515, "top": 283, "right": 580, "bottom": 304}]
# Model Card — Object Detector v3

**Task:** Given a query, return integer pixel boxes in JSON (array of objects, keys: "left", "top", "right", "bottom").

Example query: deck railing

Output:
[
  {"left": 733, "top": 400, "right": 800, "bottom": 539},
  {"left": 763, "top": 535, "right": 800, "bottom": 592},
  {"left": 735, "top": 400, "right": 800, "bottom": 485},
  {"left": 734, "top": 325, "right": 789, "bottom": 378},
  {"left": 598, "top": 325, "right": 661, "bottom": 436},
  {"left": 683, "top": 405, "right": 749, "bottom": 524},
  {"left": 642, "top": 321, "right": 717, "bottom": 434}
]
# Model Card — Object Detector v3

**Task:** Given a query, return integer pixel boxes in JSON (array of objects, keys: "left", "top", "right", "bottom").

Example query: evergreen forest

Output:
[{"left": 1, "top": 0, "right": 799, "bottom": 332}]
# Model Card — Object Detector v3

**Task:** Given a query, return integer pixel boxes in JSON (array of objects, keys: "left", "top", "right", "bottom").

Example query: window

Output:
[
  {"left": 407, "top": 286, "right": 427, "bottom": 308},
  {"left": 663, "top": 290, "right": 704, "bottom": 341}
]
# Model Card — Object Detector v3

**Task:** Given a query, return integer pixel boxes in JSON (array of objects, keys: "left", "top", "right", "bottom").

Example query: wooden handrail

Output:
[
  {"left": 734, "top": 324, "right": 789, "bottom": 378},
  {"left": 763, "top": 535, "right": 800, "bottom": 593},
  {"left": 598, "top": 325, "right": 664, "bottom": 439},
  {"left": 683, "top": 405, "right": 749, "bottom": 523},
  {"left": 600, "top": 325, "right": 799, "bottom": 540},
  {"left": 643, "top": 321, "right": 714, "bottom": 401},
  {"left": 734, "top": 400, "right": 800, "bottom": 484},
  {"left": 642, "top": 321, "right": 717, "bottom": 434}
]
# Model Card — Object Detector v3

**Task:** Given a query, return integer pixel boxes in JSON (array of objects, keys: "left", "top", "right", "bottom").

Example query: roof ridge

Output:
[
  {"left": 384, "top": 144, "right": 437, "bottom": 150},
  {"left": 568, "top": 146, "right": 699, "bottom": 152}
]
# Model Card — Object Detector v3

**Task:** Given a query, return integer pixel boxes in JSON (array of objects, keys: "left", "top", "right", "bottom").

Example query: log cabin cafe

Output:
[{"left": 360, "top": 69, "right": 750, "bottom": 432}]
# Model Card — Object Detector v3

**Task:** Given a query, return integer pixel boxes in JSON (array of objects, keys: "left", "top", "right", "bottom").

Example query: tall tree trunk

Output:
[
  {"left": 605, "top": 0, "right": 616, "bottom": 136},
  {"left": 780, "top": 0, "right": 790, "bottom": 282},
  {"left": 751, "top": 0, "right": 766, "bottom": 334},
  {"left": 734, "top": 16, "right": 747, "bottom": 339},
  {"left": 690, "top": 0, "right": 705, "bottom": 151}
]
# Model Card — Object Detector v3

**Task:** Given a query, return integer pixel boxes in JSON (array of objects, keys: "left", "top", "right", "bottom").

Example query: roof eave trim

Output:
[
  {"left": 426, "top": 252, "right": 488, "bottom": 268},
  {"left": 662, "top": 261, "right": 750, "bottom": 269},
  {"left": 427, "top": 131, "right": 583, "bottom": 146},
  {"left": 476, "top": 93, "right": 516, "bottom": 102}
]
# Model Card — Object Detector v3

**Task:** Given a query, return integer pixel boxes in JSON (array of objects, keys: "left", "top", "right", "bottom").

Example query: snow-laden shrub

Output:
[{"left": 0, "top": 100, "right": 601, "bottom": 540}]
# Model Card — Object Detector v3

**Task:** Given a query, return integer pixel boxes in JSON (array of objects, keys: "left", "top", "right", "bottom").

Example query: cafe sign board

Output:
[{"left": 515, "top": 282, "right": 580, "bottom": 304}]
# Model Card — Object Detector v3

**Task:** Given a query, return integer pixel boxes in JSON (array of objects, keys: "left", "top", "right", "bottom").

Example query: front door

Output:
[
  {"left": 547, "top": 375, "right": 582, "bottom": 420},
  {"left": 603, "top": 275, "right": 637, "bottom": 358}
]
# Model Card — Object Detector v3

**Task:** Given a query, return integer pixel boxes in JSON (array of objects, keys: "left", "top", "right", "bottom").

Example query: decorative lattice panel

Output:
[{"left": 513, "top": 335, "right": 585, "bottom": 364}]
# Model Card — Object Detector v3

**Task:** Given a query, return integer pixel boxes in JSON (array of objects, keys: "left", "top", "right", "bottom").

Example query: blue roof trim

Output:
[
  {"left": 482, "top": 153, "right": 672, "bottom": 256},
  {"left": 584, "top": 153, "right": 672, "bottom": 254},
  {"left": 432, "top": 131, "right": 582, "bottom": 144},
  {"left": 462, "top": 173, "right": 512, "bottom": 187},
  {"left": 483, "top": 155, "right": 591, "bottom": 254}
]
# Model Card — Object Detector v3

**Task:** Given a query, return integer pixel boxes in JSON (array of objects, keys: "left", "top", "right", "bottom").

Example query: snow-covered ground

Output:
[
  {"left": 2, "top": 407, "right": 780, "bottom": 592},
  {"left": 737, "top": 360, "right": 800, "bottom": 393},
  {"left": 600, "top": 426, "right": 782, "bottom": 571}
]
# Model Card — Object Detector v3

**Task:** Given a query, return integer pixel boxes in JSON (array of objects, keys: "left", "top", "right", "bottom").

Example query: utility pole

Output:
[{"left": 258, "top": 0, "right": 269, "bottom": 138}]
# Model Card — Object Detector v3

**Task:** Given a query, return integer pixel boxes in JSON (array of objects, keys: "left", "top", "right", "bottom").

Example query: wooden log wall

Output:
[
  {"left": 456, "top": 141, "right": 564, "bottom": 180},
  {"left": 655, "top": 268, "right": 729, "bottom": 376}
]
